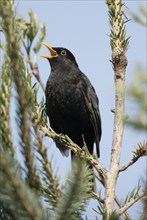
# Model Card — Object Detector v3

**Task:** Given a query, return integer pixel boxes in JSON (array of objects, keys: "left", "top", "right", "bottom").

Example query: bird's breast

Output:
[{"left": 46, "top": 75, "right": 86, "bottom": 116}]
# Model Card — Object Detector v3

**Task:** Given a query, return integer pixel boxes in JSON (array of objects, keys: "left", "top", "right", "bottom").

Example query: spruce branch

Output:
[
  {"left": 33, "top": 23, "right": 46, "bottom": 54},
  {"left": 34, "top": 103, "right": 105, "bottom": 206},
  {"left": 15, "top": 9, "right": 46, "bottom": 92},
  {"left": 31, "top": 93, "right": 60, "bottom": 206},
  {"left": 115, "top": 190, "right": 147, "bottom": 217},
  {"left": 0, "top": 1, "right": 38, "bottom": 188},
  {"left": 54, "top": 159, "right": 93, "bottom": 220},
  {"left": 122, "top": 180, "right": 141, "bottom": 206},
  {"left": 32, "top": 122, "right": 61, "bottom": 203},
  {"left": 0, "top": 54, "right": 14, "bottom": 155},
  {"left": 94, "top": 171, "right": 131, "bottom": 220},
  {"left": 0, "top": 150, "right": 47, "bottom": 220},
  {"left": 114, "top": 197, "right": 132, "bottom": 220},
  {"left": 139, "top": 185, "right": 147, "bottom": 220},
  {"left": 40, "top": 125, "right": 107, "bottom": 180},
  {"left": 119, "top": 141, "right": 147, "bottom": 172},
  {"left": 106, "top": 0, "right": 130, "bottom": 50},
  {"left": 39, "top": 114, "right": 131, "bottom": 219},
  {"left": 105, "top": 0, "right": 128, "bottom": 217}
]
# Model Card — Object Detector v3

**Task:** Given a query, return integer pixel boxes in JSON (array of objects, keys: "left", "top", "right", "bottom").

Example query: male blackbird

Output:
[{"left": 40, "top": 43, "right": 102, "bottom": 158}]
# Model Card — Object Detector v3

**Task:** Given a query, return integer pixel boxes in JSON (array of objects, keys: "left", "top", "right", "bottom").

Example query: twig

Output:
[
  {"left": 119, "top": 154, "right": 145, "bottom": 172},
  {"left": 40, "top": 126, "right": 107, "bottom": 180},
  {"left": 41, "top": 125, "right": 132, "bottom": 220},
  {"left": 0, "top": 0, "right": 37, "bottom": 187},
  {"left": 114, "top": 196, "right": 132, "bottom": 220},
  {"left": 0, "top": 155, "right": 41, "bottom": 220},
  {"left": 94, "top": 172, "right": 105, "bottom": 186},
  {"left": 116, "top": 190, "right": 147, "bottom": 217},
  {"left": 27, "top": 57, "right": 45, "bottom": 93},
  {"left": 92, "top": 191, "right": 104, "bottom": 203},
  {"left": 94, "top": 173, "right": 132, "bottom": 220},
  {"left": 119, "top": 141, "right": 147, "bottom": 172},
  {"left": 33, "top": 121, "right": 60, "bottom": 201}
]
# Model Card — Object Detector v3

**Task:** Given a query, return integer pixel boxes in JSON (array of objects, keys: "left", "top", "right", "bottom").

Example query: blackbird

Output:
[{"left": 40, "top": 43, "right": 102, "bottom": 158}]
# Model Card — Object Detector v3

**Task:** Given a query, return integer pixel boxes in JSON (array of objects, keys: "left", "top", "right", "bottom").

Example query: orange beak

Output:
[{"left": 39, "top": 42, "right": 58, "bottom": 59}]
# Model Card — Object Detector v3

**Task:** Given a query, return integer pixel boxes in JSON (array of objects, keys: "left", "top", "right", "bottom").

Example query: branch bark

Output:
[
  {"left": 116, "top": 190, "right": 146, "bottom": 217},
  {"left": 119, "top": 141, "right": 147, "bottom": 172},
  {"left": 94, "top": 173, "right": 132, "bottom": 220},
  {"left": 104, "top": 43, "right": 127, "bottom": 219},
  {"left": 40, "top": 126, "right": 107, "bottom": 180},
  {"left": 119, "top": 154, "right": 145, "bottom": 172},
  {"left": 105, "top": 0, "right": 128, "bottom": 217}
]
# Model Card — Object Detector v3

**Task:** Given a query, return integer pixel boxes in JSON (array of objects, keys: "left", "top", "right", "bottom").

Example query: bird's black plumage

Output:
[{"left": 43, "top": 45, "right": 102, "bottom": 157}]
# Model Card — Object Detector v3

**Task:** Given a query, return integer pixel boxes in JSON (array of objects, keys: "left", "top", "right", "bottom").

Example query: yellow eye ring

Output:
[{"left": 61, "top": 50, "right": 67, "bottom": 56}]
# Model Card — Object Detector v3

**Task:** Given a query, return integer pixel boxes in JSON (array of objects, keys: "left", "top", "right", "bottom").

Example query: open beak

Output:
[{"left": 39, "top": 42, "right": 58, "bottom": 59}]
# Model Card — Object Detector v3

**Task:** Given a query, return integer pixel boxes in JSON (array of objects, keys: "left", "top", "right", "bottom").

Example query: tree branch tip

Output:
[
  {"left": 135, "top": 141, "right": 147, "bottom": 156},
  {"left": 116, "top": 190, "right": 146, "bottom": 217},
  {"left": 119, "top": 141, "right": 147, "bottom": 172}
]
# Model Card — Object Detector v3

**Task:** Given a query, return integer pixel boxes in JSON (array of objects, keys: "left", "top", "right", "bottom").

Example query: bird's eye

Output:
[{"left": 60, "top": 50, "right": 67, "bottom": 56}]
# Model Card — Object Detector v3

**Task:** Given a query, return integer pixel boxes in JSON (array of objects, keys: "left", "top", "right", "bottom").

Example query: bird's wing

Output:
[{"left": 81, "top": 78, "right": 102, "bottom": 157}]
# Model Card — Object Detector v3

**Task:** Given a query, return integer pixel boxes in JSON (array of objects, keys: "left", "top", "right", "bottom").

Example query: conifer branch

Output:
[
  {"left": 54, "top": 159, "right": 93, "bottom": 220},
  {"left": 0, "top": 150, "right": 47, "bottom": 220},
  {"left": 94, "top": 172, "right": 132, "bottom": 220},
  {"left": 0, "top": 1, "right": 145, "bottom": 219},
  {"left": 40, "top": 126, "right": 107, "bottom": 180},
  {"left": 119, "top": 141, "right": 147, "bottom": 172},
  {"left": 33, "top": 122, "right": 61, "bottom": 202},
  {"left": 116, "top": 190, "right": 146, "bottom": 217},
  {"left": 0, "top": 54, "right": 14, "bottom": 155},
  {"left": 0, "top": 0, "right": 37, "bottom": 187},
  {"left": 40, "top": 125, "right": 131, "bottom": 219},
  {"left": 114, "top": 197, "right": 132, "bottom": 220},
  {"left": 105, "top": 0, "right": 129, "bottom": 217}
]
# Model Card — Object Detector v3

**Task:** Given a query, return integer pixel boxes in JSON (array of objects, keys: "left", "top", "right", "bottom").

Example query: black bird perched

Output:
[{"left": 40, "top": 43, "right": 102, "bottom": 158}]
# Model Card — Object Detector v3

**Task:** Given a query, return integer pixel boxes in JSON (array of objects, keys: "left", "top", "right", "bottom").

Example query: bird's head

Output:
[{"left": 39, "top": 42, "right": 78, "bottom": 68}]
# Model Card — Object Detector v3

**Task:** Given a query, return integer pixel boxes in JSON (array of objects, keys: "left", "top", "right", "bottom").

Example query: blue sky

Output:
[{"left": 14, "top": 1, "right": 146, "bottom": 219}]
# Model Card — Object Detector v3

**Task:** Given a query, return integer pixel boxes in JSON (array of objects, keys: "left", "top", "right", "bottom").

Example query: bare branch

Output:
[
  {"left": 105, "top": 0, "right": 128, "bottom": 216},
  {"left": 116, "top": 190, "right": 147, "bottom": 217},
  {"left": 119, "top": 156, "right": 143, "bottom": 173},
  {"left": 94, "top": 173, "right": 132, "bottom": 220},
  {"left": 119, "top": 141, "right": 147, "bottom": 172},
  {"left": 27, "top": 57, "right": 45, "bottom": 93},
  {"left": 92, "top": 191, "right": 104, "bottom": 204},
  {"left": 114, "top": 197, "right": 132, "bottom": 220}
]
